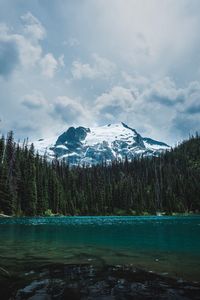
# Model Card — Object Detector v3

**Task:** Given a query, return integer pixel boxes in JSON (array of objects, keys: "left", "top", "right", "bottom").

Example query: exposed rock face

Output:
[
  {"left": 55, "top": 127, "right": 90, "bottom": 146},
  {"left": 34, "top": 123, "right": 170, "bottom": 166}
]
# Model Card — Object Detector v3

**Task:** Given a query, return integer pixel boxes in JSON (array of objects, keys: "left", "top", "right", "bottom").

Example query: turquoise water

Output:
[{"left": 0, "top": 216, "right": 200, "bottom": 280}]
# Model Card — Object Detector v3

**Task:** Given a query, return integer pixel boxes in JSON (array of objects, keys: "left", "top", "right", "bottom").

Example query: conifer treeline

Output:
[{"left": 0, "top": 131, "right": 199, "bottom": 216}]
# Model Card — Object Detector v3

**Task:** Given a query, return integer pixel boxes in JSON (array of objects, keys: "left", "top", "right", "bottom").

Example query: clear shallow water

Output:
[{"left": 0, "top": 216, "right": 200, "bottom": 281}]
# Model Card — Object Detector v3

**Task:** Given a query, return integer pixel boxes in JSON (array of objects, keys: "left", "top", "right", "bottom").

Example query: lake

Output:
[{"left": 0, "top": 216, "right": 200, "bottom": 281}]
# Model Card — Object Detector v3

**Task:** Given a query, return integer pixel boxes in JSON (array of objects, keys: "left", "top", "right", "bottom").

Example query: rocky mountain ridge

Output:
[{"left": 34, "top": 122, "right": 170, "bottom": 165}]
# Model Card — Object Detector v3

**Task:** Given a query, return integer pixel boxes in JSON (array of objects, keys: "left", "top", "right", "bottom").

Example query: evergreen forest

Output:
[{"left": 0, "top": 131, "right": 200, "bottom": 216}]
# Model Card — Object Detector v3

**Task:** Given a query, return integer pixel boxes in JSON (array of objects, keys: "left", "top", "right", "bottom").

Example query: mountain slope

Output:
[{"left": 34, "top": 122, "right": 170, "bottom": 165}]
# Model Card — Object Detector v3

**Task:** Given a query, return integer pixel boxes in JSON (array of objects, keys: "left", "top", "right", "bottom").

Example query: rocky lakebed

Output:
[{"left": 1, "top": 264, "right": 200, "bottom": 300}]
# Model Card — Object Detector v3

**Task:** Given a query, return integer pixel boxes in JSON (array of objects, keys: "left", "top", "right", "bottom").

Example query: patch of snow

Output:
[
  {"left": 84, "top": 123, "right": 136, "bottom": 147},
  {"left": 143, "top": 141, "right": 169, "bottom": 151}
]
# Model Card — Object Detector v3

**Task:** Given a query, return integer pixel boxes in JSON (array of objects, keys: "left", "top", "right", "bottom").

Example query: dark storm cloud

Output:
[
  {"left": 51, "top": 97, "right": 87, "bottom": 125},
  {"left": 100, "top": 104, "right": 123, "bottom": 116},
  {"left": 0, "top": 40, "right": 19, "bottom": 77},
  {"left": 144, "top": 84, "right": 185, "bottom": 107},
  {"left": 186, "top": 104, "right": 200, "bottom": 114},
  {"left": 172, "top": 113, "right": 200, "bottom": 138},
  {"left": 150, "top": 94, "right": 184, "bottom": 107},
  {"left": 53, "top": 103, "right": 78, "bottom": 123}
]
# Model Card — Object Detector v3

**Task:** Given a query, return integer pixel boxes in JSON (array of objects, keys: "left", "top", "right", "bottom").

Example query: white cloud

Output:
[
  {"left": 72, "top": 61, "right": 95, "bottom": 80},
  {"left": 96, "top": 86, "right": 136, "bottom": 110},
  {"left": 58, "top": 54, "right": 65, "bottom": 68},
  {"left": 92, "top": 77, "right": 200, "bottom": 144},
  {"left": 40, "top": 53, "right": 58, "bottom": 78},
  {"left": 16, "top": 12, "right": 45, "bottom": 67},
  {"left": 94, "top": 86, "right": 136, "bottom": 123},
  {"left": 21, "top": 12, "right": 46, "bottom": 41},
  {"left": 22, "top": 92, "right": 47, "bottom": 109},
  {"left": 122, "top": 72, "right": 150, "bottom": 90},
  {"left": 51, "top": 96, "right": 92, "bottom": 125},
  {"left": 0, "top": 16, "right": 43, "bottom": 68},
  {"left": 15, "top": 34, "right": 42, "bottom": 67},
  {"left": 142, "top": 77, "right": 185, "bottom": 106},
  {"left": 79, "top": 0, "right": 200, "bottom": 82},
  {"left": 71, "top": 54, "right": 116, "bottom": 80},
  {"left": 64, "top": 37, "right": 80, "bottom": 47},
  {"left": 135, "top": 78, "right": 200, "bottom": 142},
  {"left": 0, "top": 15, "right": 62, "bottom": 78}
]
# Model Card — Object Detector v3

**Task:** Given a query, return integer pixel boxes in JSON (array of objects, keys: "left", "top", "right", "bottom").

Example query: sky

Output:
[{"left": 0, "top": 0, "right": 200, "bottom": 145}]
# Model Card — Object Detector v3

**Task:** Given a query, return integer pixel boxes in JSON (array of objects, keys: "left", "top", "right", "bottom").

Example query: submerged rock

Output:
[{"left": 2, "top": 264, "right": 200, "bottom": 300}]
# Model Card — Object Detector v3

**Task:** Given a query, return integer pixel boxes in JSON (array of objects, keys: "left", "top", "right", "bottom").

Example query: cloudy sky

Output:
[{"left": 0, "top": 0, "right": 200, "bottom": 145}]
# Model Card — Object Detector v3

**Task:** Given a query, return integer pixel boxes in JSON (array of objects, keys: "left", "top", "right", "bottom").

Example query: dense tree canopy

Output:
[{"left": 0, "top": 132, "right": 199, "bottom": 216}]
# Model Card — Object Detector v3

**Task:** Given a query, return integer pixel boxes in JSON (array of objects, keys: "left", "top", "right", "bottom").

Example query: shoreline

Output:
[
  {"left": 0, "top": 214, "right": 12, "bottom": 218},
  {"left": 1, "top": 213, "right": 200, "bottom": 218}
]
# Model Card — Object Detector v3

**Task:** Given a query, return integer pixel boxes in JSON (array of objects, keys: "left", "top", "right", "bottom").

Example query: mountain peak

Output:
[
  {"left": 107, "top": 122, "right": 125, "bottom": 127},
  {"left": 106, "top": 122, "right": 133, "bottom": 129},
  {"left": 33, "top": 123, "right": 170, "bottom": 166}
]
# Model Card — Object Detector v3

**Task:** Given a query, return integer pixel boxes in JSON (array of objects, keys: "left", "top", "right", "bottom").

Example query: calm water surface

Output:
[{"left": 0, "top": 216, "right": 200, "bottom": 280}]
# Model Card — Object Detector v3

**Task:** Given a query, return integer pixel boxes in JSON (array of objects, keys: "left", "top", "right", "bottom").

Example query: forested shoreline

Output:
[{"left": 0, "top": 132, "right": 199, "bottom": 216}]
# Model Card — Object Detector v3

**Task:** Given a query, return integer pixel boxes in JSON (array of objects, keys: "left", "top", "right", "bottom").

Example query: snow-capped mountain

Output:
[{"left": 33, "top": 122, "right": 170, "bottom": 166}]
